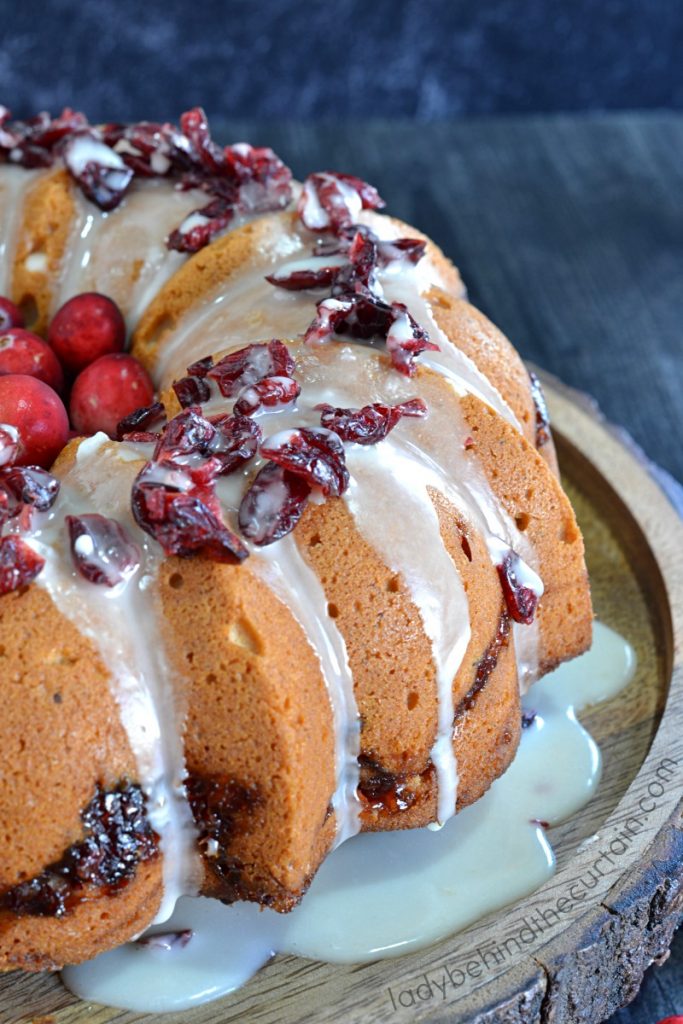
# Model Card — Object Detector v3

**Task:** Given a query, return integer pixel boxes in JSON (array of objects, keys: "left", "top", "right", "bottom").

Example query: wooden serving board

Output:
[{"left": 2, "top": 374, "right": 682, "bottom": 1024}]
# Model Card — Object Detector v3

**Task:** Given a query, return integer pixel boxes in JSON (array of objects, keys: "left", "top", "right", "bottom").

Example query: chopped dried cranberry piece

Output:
[
  {"left": 377, "top": 237, "right": 426, "bottom": 267},
  {"left": 261, "top": 427, "right": 349, "bottom": 497},
  {"left": 173, "top": 375, "right": 212, "bottom": 408},
  {"left": 529, "top": 371, "right": 552, "bottom": 448},
  {"left": 265, "top": 265, "right": 341, "bottom": 291},
  {"left": 238, "top": 462, "right": 310, "bottom": 546},
  {"left": 0, "top": 535, "right": 44, "bottom": 593},
  {"left": 116, "top": 401, "right": 167, "bottom": 442},
  {"left": 0, "top": 465, "right": 60, "bottom": 513},
  {"left": 132, "top": 472, "right": 247, "bottom": 562},
  {"left": 186, "top": 355, "right": 215, "bottom": 378},
  {"left": 207, "top": 340, "right": 294, "bottom": 399},
  {"left": 120, "top": 431, "right": 160, "bottom": 444},
  {"left": 305, "top": 294, "right": 436, "bottom": 376},
  {"left": 67, "top": 513, "right": 141, "bottom": 587},
  {"left": 62, "top": 134, "right": 134, "bottom": 211},
  {"left": 0, "top": 106, "right": 89, "bottom": 168},
  {"left": 207, "top": 413, "right": 261, "bottom": 475},
  {"left": 317, "top": 398, "right": 427, "bottom": 445},
  {"left": 0, "top": 423, "right": 19, "bottom": 467},
  {"left": 496, "top": 551, "right": 542, "bottom": 625},
  {"left": 167, "top": 199, "right": 234, "bottom": 253},
  {"left": 521, "top": 710, "right": 537, "bottom": 729},
  {"left": 179, "top": 107, "right": 225, "bottom": 174},
  {"left": 234, "top": 375, "right": 301, "bottom": 416},
  {"left": 298, "top": 171, "right": 384, "bottom": 233},
  {"left": 153, "top": 408, "right": 216, "bottom": 462},
  {"left": 136, "top": 929, "right": 194, "bottom": 951}
]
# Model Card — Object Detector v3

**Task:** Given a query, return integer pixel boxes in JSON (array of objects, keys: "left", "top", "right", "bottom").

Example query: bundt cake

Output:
[{"left": 0, "top": 107, "right": 592, "bottom": 972}]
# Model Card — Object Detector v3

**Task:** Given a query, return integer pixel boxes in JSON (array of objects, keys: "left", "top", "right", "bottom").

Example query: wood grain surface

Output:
[{"left": 1, "top": 374, "right": 681, "bottom": 1024}]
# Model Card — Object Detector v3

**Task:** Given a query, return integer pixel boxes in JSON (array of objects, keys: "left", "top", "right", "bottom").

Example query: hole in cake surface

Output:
[
  {"left": 327, "top": 602, "right": 339, "bottom": 619},
  {"left": 169, "top": 572, "right": 184, "bottom": 589},
  {"left": 18, "top": 294, "right": 38, "bottom": 329},
  {"left": 407, "top": 691, "right": 419, "bottom": 710},
  {"left": 515, "top": 512, "right": 530, "bottom": 532},
  {"left": 228, "top": 618, "right": 264, "bottom": 656},
  {"left": 308, "top": 532, "right": 322, "bottom": 547},
  {"left": 461, "top": 535, "right": 473, "bottom": 561},
  {"left": 387, "top": 575, "right": 400, "bottom": 593}
]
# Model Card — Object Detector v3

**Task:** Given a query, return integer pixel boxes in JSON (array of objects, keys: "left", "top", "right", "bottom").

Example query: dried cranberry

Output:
[
  {"left": 234, "top": 375, "right": 301, "bottom": 416},
  {"left": 0, "top": 106, "right": 89, "bottom": 168},
  {"left": 317, "top": 398, "right": 427, "bottom": 445},
  {"left": 132, "top": 463, "right": 247, "bottom": 563},
  {"left": 120, "top": 431, "right": 160, "bottom": 444},
  {"left": 305, "top": 295, "right": 436, "bottom": 376},
  {"left": 0, "top": 535, "right": 44, "bottom": 594},
  {"left": 116, "top": 401, "right": 167, "bottom": 442},
  {"left": 529, "top": 371, "right": 552, "bottom": 448},
  {"left": 67, "top": 513, "right": 141, "bottom": 587},
  {"left": 207, "top": 340, "right": 294, "bottom": 398},
  {"left": 260, "top": 427, "right": 349, "bottom": 497},
  {"left": 136, "top": 930, "right": 194, "bottom": 951},
  {"left": 0, "top": 465, "right": 60, "bottom": 512},
  {"left": 62, "top": 134, "right": 134, "bottom": 211},
  {"left": 153, "top": 408, "right": 216, "bottom": 462},
  {"left": 298, "top": 172, "right": 384, "bottom": 233},
  {"left": 207, "top": 413, "right": 261, "bottom": 475},
  {"left": 0, "top": 424, "right": 19, "bottom": 467},
  {"left": 173, "top": 375, "right": 211, "bottom": 408},
  {"left": 496, "top": 551, "right": 541, "bottom": 625},
  {"left": 238, "top": 462, "right": 310, "bottom": 546},
  {"left": 265, "top": 265, "right": 341, "bottom": 291},
  {"left": 377, "top": 237, "right": 426, "bottom": 267},
  {"left": 186, "top": 355, "right": 214, "bottom": 378}
]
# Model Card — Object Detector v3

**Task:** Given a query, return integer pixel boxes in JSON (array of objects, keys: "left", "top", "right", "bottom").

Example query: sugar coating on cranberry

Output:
[
  {"left": 238, "top": 462, "right": 311, "bottom": 546},
  {"left": 67, "top": 513, "right": 141, "bottom": 587},
  {"left": 260, "top": 427, "right": 349, "bottom": 497},
  {"left": 48, "top": 292, "right": 126, "bottom": 375},
  {"left": 0, "top": 296, "right": 24, "bottom": 332},
  {"left": 0, "top": 465, "right": 60, "bottom": 514},
  {"left": 0, "top": 535, "right": 45, "bottom": 594},
  {"left": 0, "top": 328, "right": 64, "bottom": 393},
  {"left": 70, "top": 354, "right": 154, "bottom": 438},
  {"left": 234, "top": 375, "right": 301, "bottom": 416},
  {"left": 0, "top": 375, "right": 69, "bottom": 468},
  {"left": 317, "top": 398, "right": 427, "bottom": 445}
]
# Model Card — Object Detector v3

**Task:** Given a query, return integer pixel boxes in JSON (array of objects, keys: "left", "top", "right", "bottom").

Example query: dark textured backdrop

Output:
[{"left": 1, "top": 0, "right": 682, "bottom": 121}]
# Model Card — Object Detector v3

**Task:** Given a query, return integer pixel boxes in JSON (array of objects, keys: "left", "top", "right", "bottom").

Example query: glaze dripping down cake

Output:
[{"left": 0, "top": 107, "right": 592, "bottom": 971}]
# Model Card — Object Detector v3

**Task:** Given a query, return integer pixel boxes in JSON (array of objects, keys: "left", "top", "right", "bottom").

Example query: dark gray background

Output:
[
  {"left": 1, "top": 2, "right": 681, "bottom": 1020},
  {"left": 1, "top": 0, "right": 682, "bottom": 122}
]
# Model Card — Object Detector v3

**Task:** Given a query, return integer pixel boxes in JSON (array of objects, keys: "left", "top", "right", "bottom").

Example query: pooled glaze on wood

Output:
[{"left": 0, "top": 375, "right": 681, "bottom": 1023}]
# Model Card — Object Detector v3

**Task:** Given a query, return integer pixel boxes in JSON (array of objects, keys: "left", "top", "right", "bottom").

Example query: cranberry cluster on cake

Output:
[{"left": 0, "top": 107, "right": 591, "bottom": 971}]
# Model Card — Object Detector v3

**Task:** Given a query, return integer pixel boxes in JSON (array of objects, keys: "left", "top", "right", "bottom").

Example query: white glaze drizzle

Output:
[
  {"left": 62, "top": 622, "right": 636, "bottom": 1013},
  {"left": 53, "top": 179, "right": 207, "bottom": 328},
  {"left": 23, "top": 436, "right": 200, "bottom": 921},
  {"left": 0, "top": 165, "right": 40, "bottom": 295}
]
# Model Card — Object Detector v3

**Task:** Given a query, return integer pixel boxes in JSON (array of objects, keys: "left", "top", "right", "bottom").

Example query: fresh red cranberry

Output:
[
  {"left": 70, "top": 354, "right": 155, "bottom": 438},
  {"left": 317, "top": 398, "right": 427, "bottom": 444},
  {"left": 67, "top": 513, "right": 141, "bottom": 586},
  {"left": 115, "top": 401, "right": 167, "bottom": 442},
  {"left": 0, "top": 296, "right": 24, "bottom": 331},
  {"left": 298, "top": 172, "right": 384, "bottom": 233},
  {"left": 260, "top": 427, "right": 349, "bottom": 497},
  {"left": 497, "top": 551, "right": 542, "bottom": 625},
  {"left": 0, "top": 535, "right": 45, "bottom": 593},
  {"left": 238, "top": 462, "right": 310, "bottom": 545},
  {"left": 234, "top": 375, "right": 301, "bottom": 416},
  {"left": 0, "top": 375, "right": 69, "bottom": 468},
  {"left": 207, "top": 340, "right": 294, "bottom": 399},
  {"left": 0, "top": 328, "right": 65, "bottom": 393},
  {"left": 48, "top": 292, "right": 126, "bottom": 375},
  {"left": 0, "top": 424, "right": 19, "bottom": 467}
]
